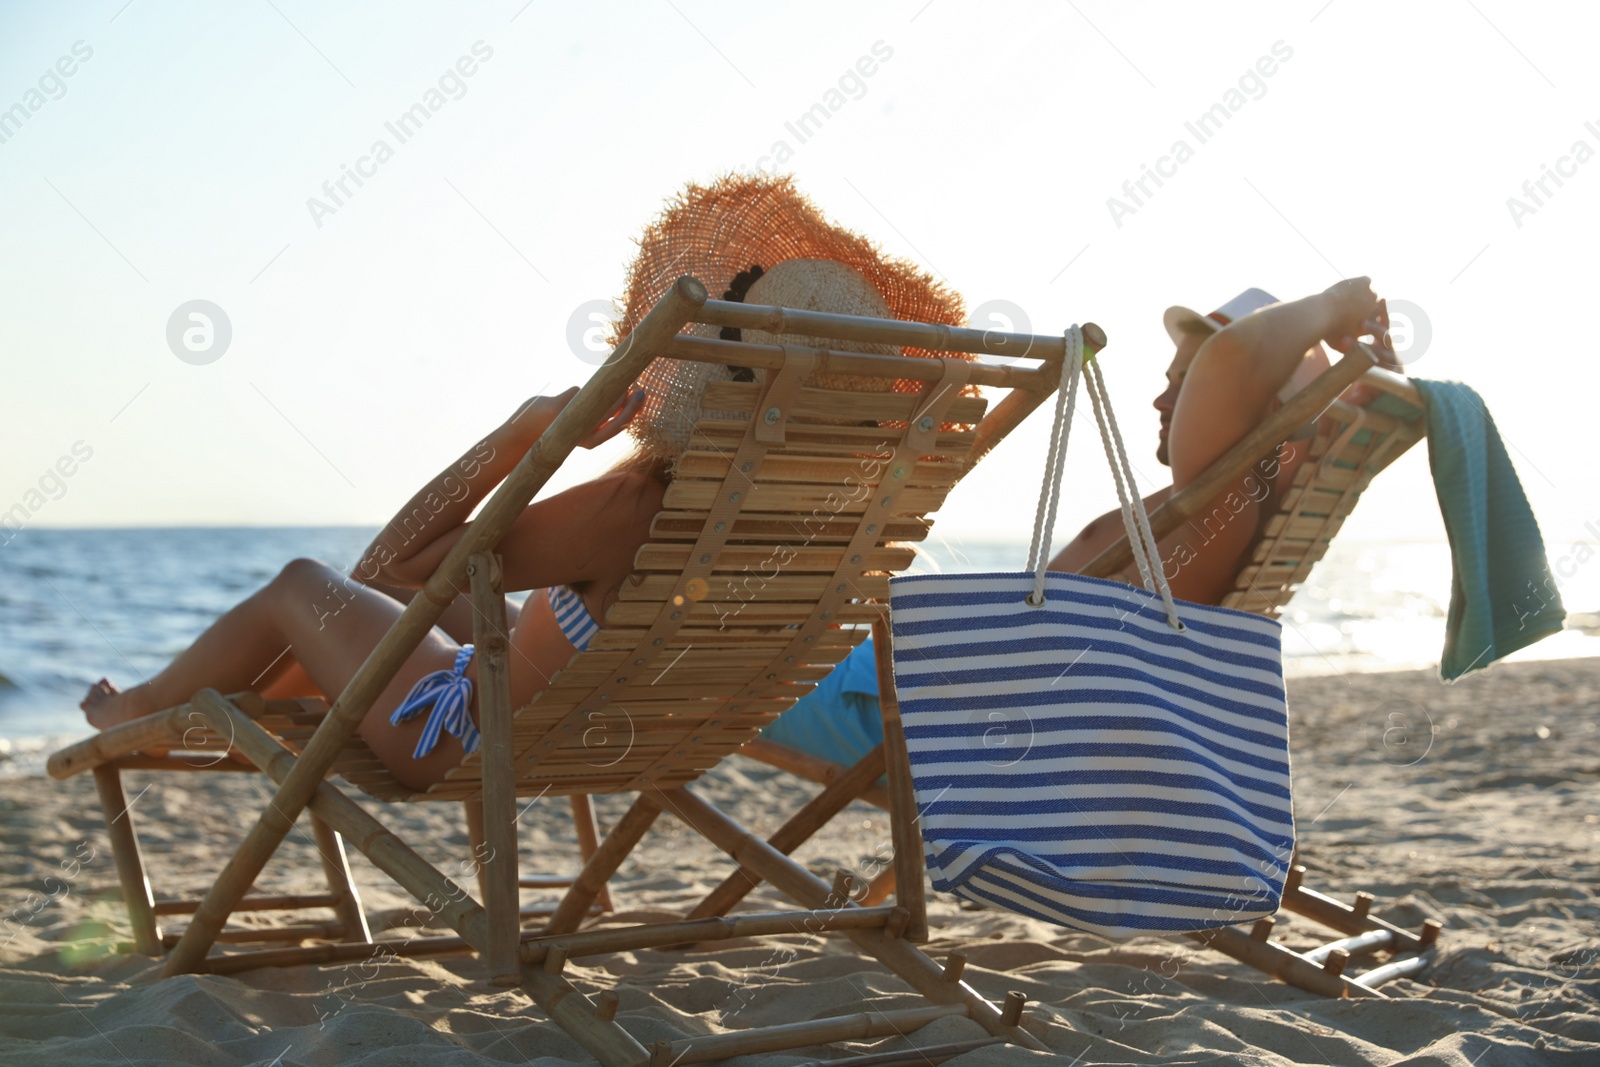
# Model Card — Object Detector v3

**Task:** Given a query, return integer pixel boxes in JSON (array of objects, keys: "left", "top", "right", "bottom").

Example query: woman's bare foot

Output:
[{"left": 80, "top": 679, "right": 151, "bottom": 730}]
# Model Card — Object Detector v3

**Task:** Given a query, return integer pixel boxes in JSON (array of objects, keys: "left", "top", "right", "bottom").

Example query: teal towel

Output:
[{"left": 1414, "top": 379, "right": 1565, "bottom": 679}]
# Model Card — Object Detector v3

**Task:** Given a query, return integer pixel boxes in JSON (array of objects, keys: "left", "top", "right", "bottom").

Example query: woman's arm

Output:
[{"left": 355, "top": 387, "right": 644, "bottom": 587}]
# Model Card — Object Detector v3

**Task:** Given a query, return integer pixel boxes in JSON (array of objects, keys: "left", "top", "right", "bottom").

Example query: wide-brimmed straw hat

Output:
[{"left": 612, "top": 174, "right": 971, "bottom": 461}]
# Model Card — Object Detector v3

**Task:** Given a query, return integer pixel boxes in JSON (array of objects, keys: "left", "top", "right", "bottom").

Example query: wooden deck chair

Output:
[
  {"left": 705, "top": 349, "right": 1445, "bottom": 999},
  {"left": 49, "top": 274, "right": 1103, "bottom": 1064}
]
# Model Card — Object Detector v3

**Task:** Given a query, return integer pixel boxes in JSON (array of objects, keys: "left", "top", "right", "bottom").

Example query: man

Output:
[
  {"left": 1045, "top": 276, "right": 1389, "bottom": 604},
  {"left": 760, "top": 276, "right": 1392, "bottom": 764}
]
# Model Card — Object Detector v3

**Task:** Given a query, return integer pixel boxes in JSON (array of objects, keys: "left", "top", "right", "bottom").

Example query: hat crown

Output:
[
  {"left": 743, "top": 258, "right": 892, "bottom": 323},
  {"left": 1210, "top": 287, "right": 1280, "bottom": 326},
  {"left": 619, "top": 175, "right": 970, "bottom": 461}
]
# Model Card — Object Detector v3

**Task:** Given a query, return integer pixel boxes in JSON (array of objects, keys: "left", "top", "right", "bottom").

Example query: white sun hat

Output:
[
  {"left": 1162, "top": 287, "right": 1331, "bottom": 405},
  {"left": 1162, "top": 287, "right": 1280, "bottom": 344}
]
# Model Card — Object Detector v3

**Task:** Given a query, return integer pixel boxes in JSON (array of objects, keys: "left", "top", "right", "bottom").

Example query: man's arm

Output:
[
  {"left": 1048, "top": 278, "right": 1384, "bottom": 604},
  {"left": 1169, "top": 277, "right": 1381, "bottom": 489}
]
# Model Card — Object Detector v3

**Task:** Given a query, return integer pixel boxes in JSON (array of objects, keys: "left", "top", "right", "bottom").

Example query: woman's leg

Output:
[
  {"left": 359, "top": 576, "right": 521, "bottom": 643},
  {"left": 82, "top": 558, "right": 456, "bottom": 731},
  {"left": 255, "top": 575, "right": 521, "bottom": 700}
]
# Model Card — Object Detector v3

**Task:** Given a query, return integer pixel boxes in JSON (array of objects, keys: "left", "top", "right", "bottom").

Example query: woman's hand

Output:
[
  {"left": 503, "top": 388, "right": 646, "bottom": 450},
  {"left": 580, "top": 388, "right": 647, "bottom": 449}
]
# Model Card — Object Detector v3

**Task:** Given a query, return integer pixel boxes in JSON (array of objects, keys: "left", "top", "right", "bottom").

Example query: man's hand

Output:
[{"left": 1319, "top": 276, "right": 1385, "bottom": 353}]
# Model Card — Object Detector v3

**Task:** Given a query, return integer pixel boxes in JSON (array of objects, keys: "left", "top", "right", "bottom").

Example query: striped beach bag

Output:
[{"left": 889, "top": 327, "right": 1295, "bottom": 937}]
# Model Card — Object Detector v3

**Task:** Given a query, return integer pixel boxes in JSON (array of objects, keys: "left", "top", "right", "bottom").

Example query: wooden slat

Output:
[
  {"left": 523, "top": 678, "right": 818, "bottom": 704},
  {"left": 536, "top": 663, "right": 834, "bottom": 687},
  {"left": 695, "top": 294, "right": 1098, "bottom": 369},
  {"left": 566, "top": 645, "right": 857, "bottom": 673},
  {"left": 663, "top": 480, "right": 947, "bottom": 515},
  {"left": 603, "top": 600, "right": 882, "bottom": 626},
  {"left": 1296, "top": 463, "right": 1363, "bottom": 491},
  {"left": 586, "top": 628, "right": 863, "bottom": 650},
  {"left": 674, "top": 452, "right": 962, "bottom": 487},
  {"left": 1261, "top": 513, "right": 1352, "bottom": 540},
  {"left": 618, "top": 573, "right": 890, "bottom": 603},
  {"left": 648, "top": 511, "right": 930, "bottom": 543},
  {"left": 700, "top": 381, "right": 987, "bottom": 425},
  {"left": 1250, "top": 536, "right": 1323, "bottom": 564},
  {"left": 633, "top": 543, "right": 914, "bottom": 573},
  {"left": 692, "top": 418, "right": 975, "bottom": 456},
  {"left": 507, "top": 696, "right": 798, "bottom": 722},
  {"left": 420, "top": 774, "right": 705, "bottom": 803},
  {"left": 1275, "top": 484, "right": 1350, "bottom": 518}
]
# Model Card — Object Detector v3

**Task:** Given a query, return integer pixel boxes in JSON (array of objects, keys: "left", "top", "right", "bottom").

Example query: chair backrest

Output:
[
  {"left": 1078, "top": 354, "right": 1425, "bottom": 616},
  {"left": 1220, "top": 371, "right": 1426, "bottom": 615},
  {"left": 341, "top": 296, "right": 1102, "bottom": 803}
]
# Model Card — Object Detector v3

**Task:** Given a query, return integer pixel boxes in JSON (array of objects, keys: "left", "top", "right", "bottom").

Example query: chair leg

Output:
[
  {"left": 520, "top": 966, "right": 651, "bottom": 1067},
  {"left": 652, "top": 786, "right": 1046, "bottom": 1052},
  {"left": 469, "top": 552, "right": 521, "bottom": 984},
  {"left": 545, "top": 794, "right": 663, "bottom": 935},
  {"left": 688, "top": 744, "right": 888, "bottom": 920},
  {"left": 871, "top": 615, "right": 928, "bottom": 943},
  {"left": 463, "top": 798, "right": 488, "bottom": 903},
  {"left": 92, "top": 765, "right": 162, "bottom": 957},
  {"left": 191, "top": 692, "right": 492, "bottom": 952},
  {"left": 860, "top": 865, "right": 897, "bottom": 907},
  {"left": 568, "top": 795, "right": 613, "bottom": 914},
  {"left": 309, "top": 813, "right": 370, "bottom": 944}
]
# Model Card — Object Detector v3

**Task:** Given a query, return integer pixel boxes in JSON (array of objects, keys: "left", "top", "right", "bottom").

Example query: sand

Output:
[{"left": 1, "top": 657, "right": 1597, "bottom": 1065}]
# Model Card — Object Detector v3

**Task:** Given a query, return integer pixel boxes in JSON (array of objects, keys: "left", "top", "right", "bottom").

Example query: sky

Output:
[{"left": 2, "top": 0, "right": 1597, "bottom": 556}]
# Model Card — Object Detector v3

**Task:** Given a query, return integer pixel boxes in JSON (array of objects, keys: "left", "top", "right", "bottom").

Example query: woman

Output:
[
  {"left": 82, "top": 386, "right": 655, "bottom": 791},
  {"left": 80, "top": 172, "right": 970, "bottom": 794}
]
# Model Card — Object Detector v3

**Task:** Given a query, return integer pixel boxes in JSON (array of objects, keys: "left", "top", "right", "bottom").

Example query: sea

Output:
[{"left": 2, "top": 527, "right": 1596, "bottom": 775}]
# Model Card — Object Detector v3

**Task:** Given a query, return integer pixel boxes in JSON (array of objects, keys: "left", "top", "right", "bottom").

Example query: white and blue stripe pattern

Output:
[
  {"left": 547, "top": 585, "right": 600, "bottom": 651},
  {"left": 389, "top": 645, "right": 479, "bottom": 759},
  {"left": 890, "top": 570, "right": 1294, "bottom": 938}
]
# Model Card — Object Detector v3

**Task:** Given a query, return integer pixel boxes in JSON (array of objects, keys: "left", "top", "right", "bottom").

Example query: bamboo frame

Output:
[
  {"left": 152, "top": 892, "right": 338, "bottom": 916},
  {"left": 468, "top": 551, "right": 519, "bottom": 983},
  {"left": 1186, "top": 925, "right": 1380, "bottom": 998},
  {"left": 463, "top": 798, "right": 487, "bottom": 901},
  {"left": 52, "top": 280, "right": 1092, "bottom": 1063},
  {"left": 791, "top": 1037, "right": 1005, "bottom": 1067},
  {"left": 53, "top": 706, "right": 187, "bottom": 779},
  {"left": 667, "top": 336, "right": 1050, "bottom": 391},
  {"left": 522, "top": 906, "right": 898, "bottom": 966},
  {"left": 649, "top": 786, "right": 1046, "bottom": 1051},
  {"left": 545, "top": 794, "right": 664, "bottom": 936},
  {"left": 162, "top": 276, "right": 709, "bottom": 978},
  {"left": 519, "top": 965, "right": 650, "bottom": 1067},
  {"left": 308, "top": 814, "right": 370, "bottom": 944},
  {"left": 189, "top": 690, "right": 491, "bottom": 952},
  {"left": 1081, "top": 343, "right": 1382, "bottom": 580},
  {"left": 724, "top": 707, "right": 1446, "bottom": 998},
  {"left": 870, "top": 614, "right": 927, "bottom": 944},
  {"left": 696, "top": 296, "right": 1106, "bottom": 362},
  {"left": 566, "top": 795, "right": 613, "bottom": 913},
  {"left": 689, "top": 742, "right": 889, "bottom": 920},
  {"left": 737, "top": 738, "right": 892, "bottom": 809},
  {"left": 161, "top": 921, "right": 346, "bottom": 946},
  {"left": 93, "top": 765, "right": 162, "bottom": 956},
  {"left": 650, "top": 1003, "right": 968, "bottom": 1065}
]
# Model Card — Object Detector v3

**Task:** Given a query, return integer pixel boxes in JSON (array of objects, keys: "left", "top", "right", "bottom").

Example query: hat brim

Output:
[{"left": 1162, "top": 305, "right": 1222, "bottom": 346}]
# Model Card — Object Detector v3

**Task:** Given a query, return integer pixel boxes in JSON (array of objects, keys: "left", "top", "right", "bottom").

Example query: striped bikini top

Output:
[{"left": 546, "top": 585, "right": 599, "bottom": 651}]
